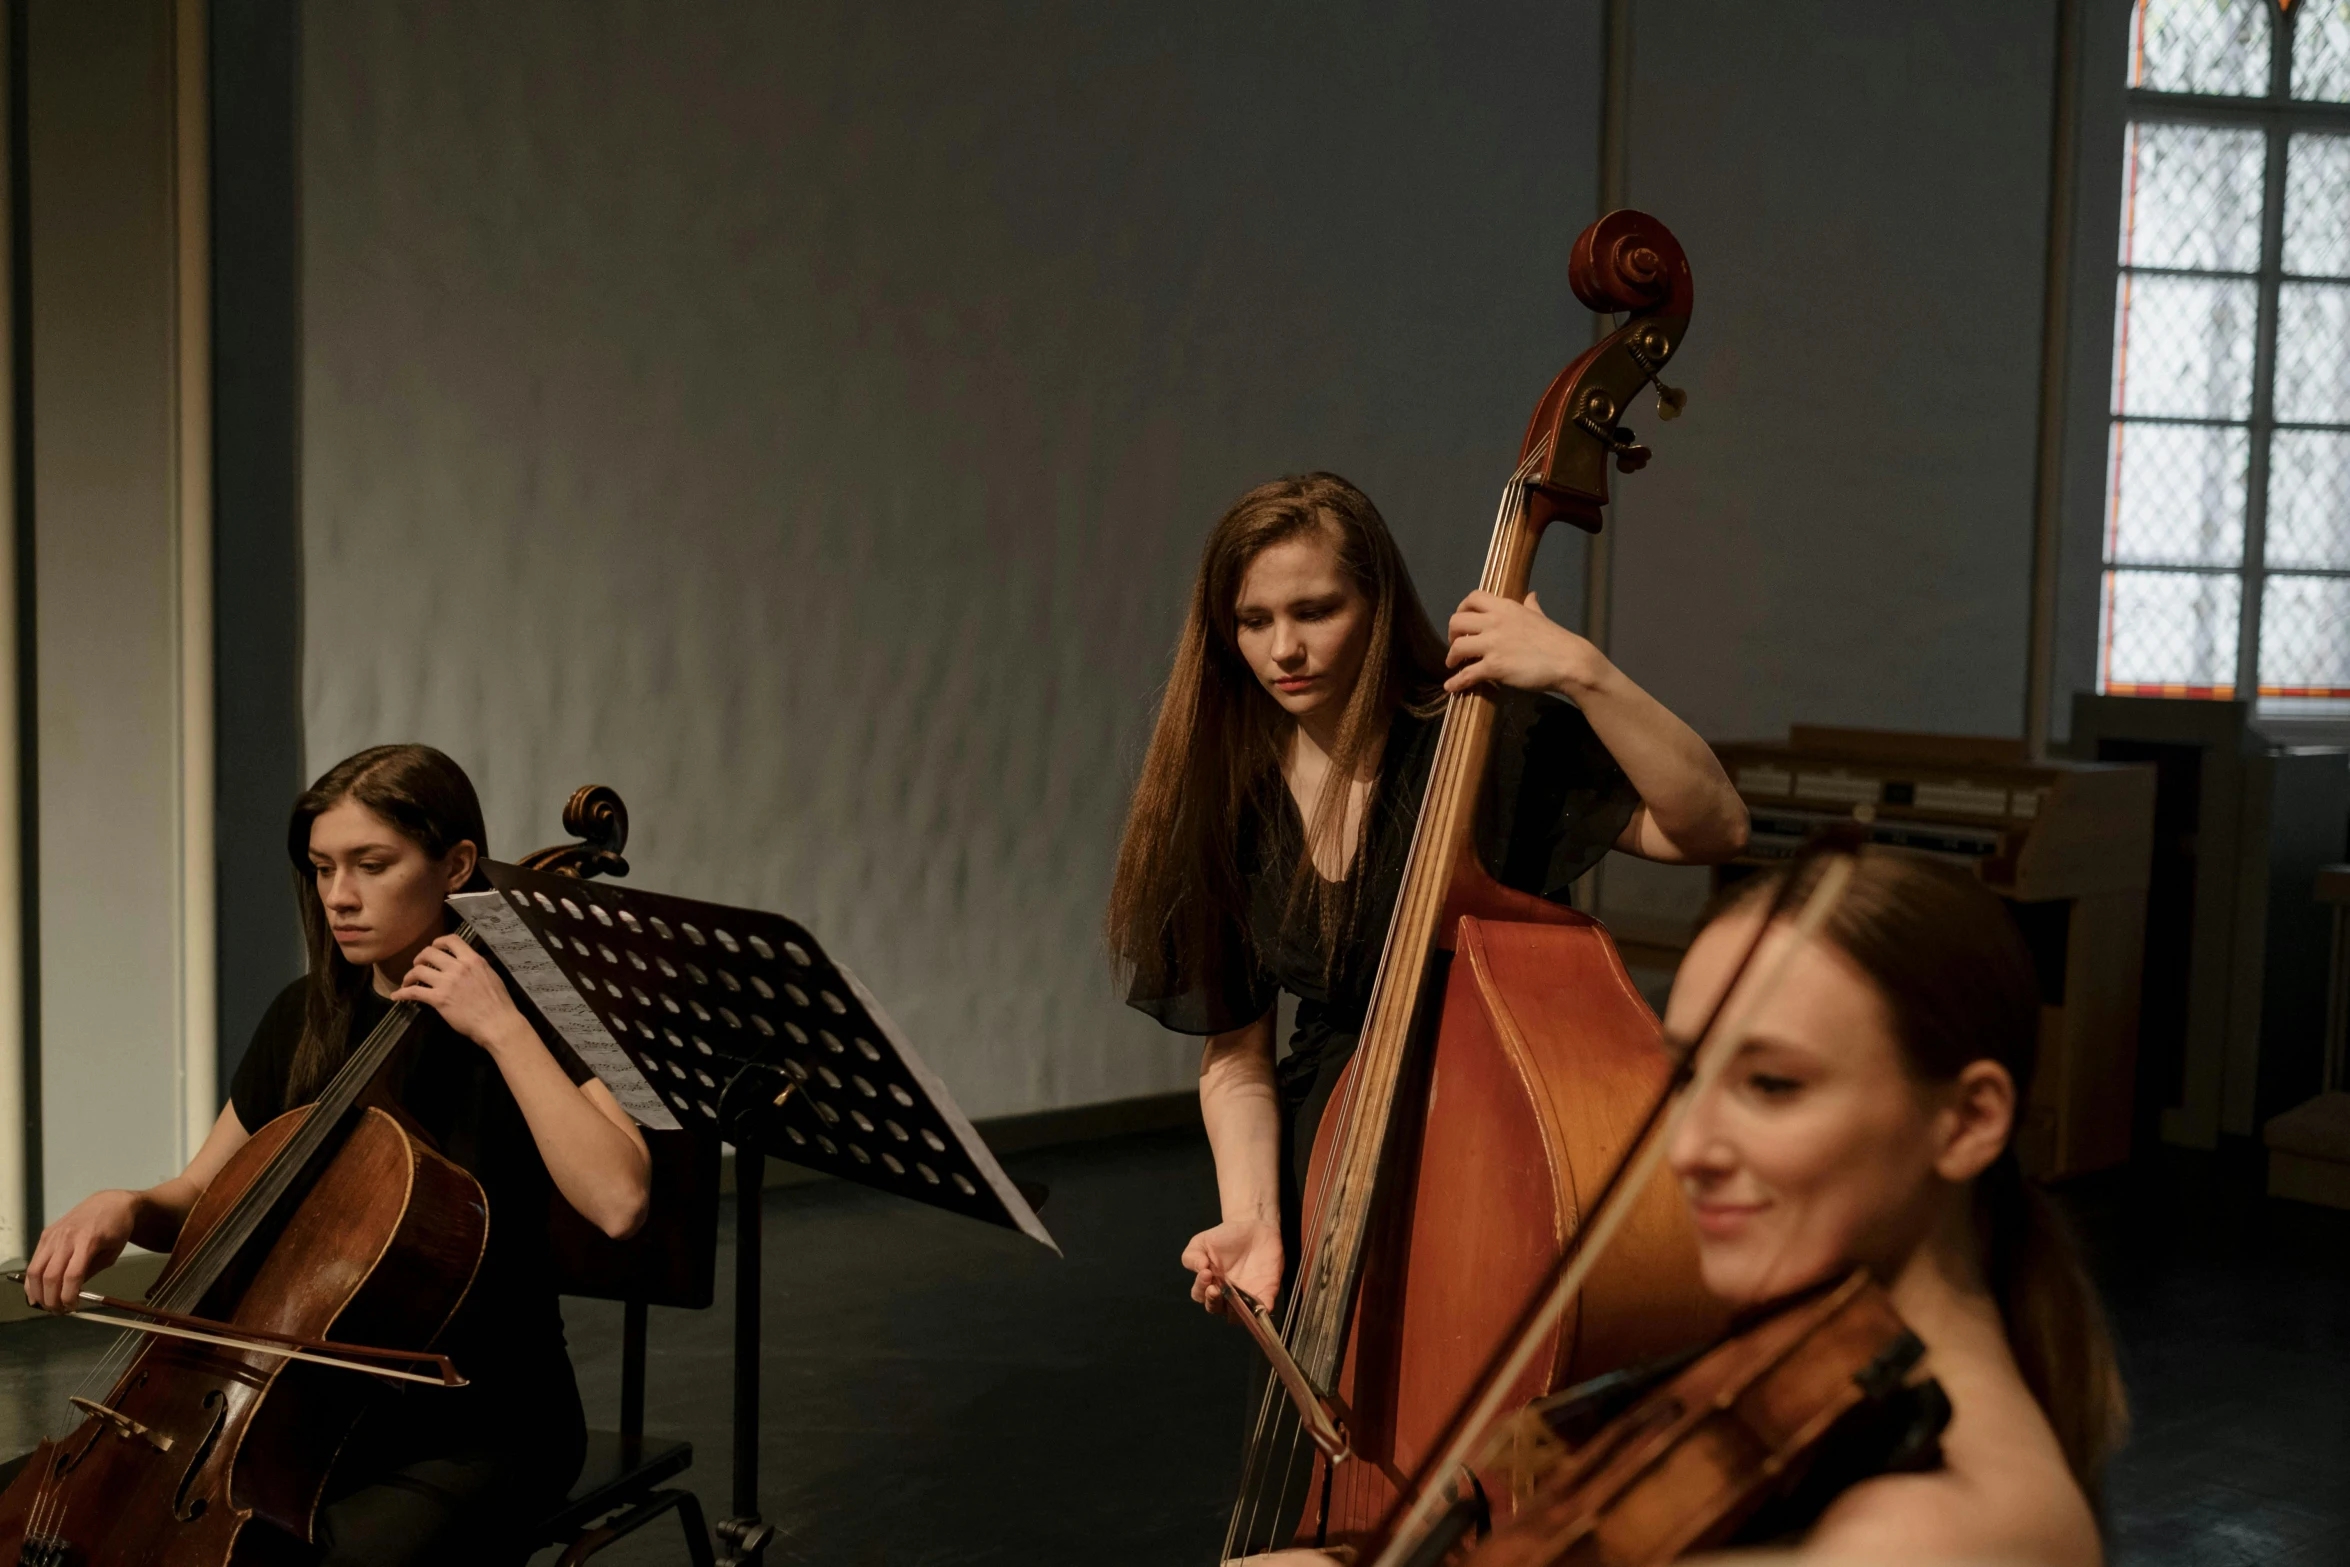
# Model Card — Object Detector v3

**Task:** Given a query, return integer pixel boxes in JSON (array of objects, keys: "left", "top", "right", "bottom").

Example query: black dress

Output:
[
  {"left": 229, "top": 981, "right": 591, "bottom": 1566},
  {"left": 1126, "top": 688, "right": 1640, "bottom": 1252}
]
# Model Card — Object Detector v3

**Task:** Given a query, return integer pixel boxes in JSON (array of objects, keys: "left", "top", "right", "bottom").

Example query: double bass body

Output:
[
  {"left": 1299, "top": 867, "right": 1725, "bottom": 1546},
  {"left": 0, "top": 1104, "right": 485, "bottom": 1564}
]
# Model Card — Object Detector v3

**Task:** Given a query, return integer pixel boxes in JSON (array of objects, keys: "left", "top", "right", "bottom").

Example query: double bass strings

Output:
[
  {"left": 1225, "top": 447, "right": 1548, "bottom": 1556},
  {"left": 1229, "top": 453, "right": 1541, "bottom": 1554}
]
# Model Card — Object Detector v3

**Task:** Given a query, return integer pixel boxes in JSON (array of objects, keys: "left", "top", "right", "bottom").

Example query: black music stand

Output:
[{"left": 451, "top": 862, "right": 1055, "bottom": 1566}]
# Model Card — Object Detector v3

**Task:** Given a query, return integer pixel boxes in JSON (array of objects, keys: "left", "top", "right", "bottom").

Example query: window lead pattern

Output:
[
  {"left": 2130, "top": 0, "right": 2271, "bottom": 97},
  {"left": 2293, "top": 1, "right": 2350, "bottom": 101},
  {"left": 2105, "top": 0, "right": 2350, "bottom": 700}
]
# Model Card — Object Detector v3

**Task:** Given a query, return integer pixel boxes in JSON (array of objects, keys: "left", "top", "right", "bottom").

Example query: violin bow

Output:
[
  {"left": 4, "top": 1274, "right": 465, "bottom": 1387},
  {"left": 1367, "top": 841, "right": 1859, "bottom": 1567}
]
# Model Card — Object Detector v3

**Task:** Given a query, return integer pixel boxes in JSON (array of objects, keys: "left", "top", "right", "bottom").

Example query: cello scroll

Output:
[{"left": 517, "top": 784, "right": 631, "bottom": 880}]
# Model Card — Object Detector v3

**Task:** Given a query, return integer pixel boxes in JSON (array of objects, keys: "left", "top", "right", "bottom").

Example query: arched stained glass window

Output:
[{"left": 2104, "top": 0, "right": 2350, "bottom": 700}]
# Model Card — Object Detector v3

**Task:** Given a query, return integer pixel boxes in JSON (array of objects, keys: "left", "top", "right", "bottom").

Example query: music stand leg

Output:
[{"left": 715, "top": 1146, "right": 774, "bottom": 1566}]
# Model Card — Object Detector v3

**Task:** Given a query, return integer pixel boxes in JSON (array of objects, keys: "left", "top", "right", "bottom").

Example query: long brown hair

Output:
[
  {"left": 1719, "top": 849, "right": 2128, "bottom": 1500},
  {"left": 284, "top": 744, "right": 490, "bottom": 1102},
  {"left": 1107, "top": 473, "right": 1448, "bottom": 999}
]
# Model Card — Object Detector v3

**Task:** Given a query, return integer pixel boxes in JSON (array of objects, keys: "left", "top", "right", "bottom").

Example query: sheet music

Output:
[{"left": 449, "top": 890, "right": 681, "bottom": 1129}]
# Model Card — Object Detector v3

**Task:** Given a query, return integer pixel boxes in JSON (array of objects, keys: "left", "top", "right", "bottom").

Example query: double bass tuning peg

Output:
[{"left": 1626, "top": 330, "right": 1688, "bottom": 421}]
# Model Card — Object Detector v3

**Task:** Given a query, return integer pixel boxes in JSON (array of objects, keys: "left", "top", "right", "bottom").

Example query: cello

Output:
[
  {"left": 0, "top": 789, "right": 629, "bottom": 1566},
  {"left": 1220, "top": 210, "right": 1727, "bottom": 1559}
]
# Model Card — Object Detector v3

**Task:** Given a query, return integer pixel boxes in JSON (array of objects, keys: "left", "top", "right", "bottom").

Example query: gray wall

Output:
[
  {"left": 1605, "top": 1, "right": 2061, "bottom": 744},
  {"left": 299, "top": 1, "right": 1606, "bottom": 1117}
]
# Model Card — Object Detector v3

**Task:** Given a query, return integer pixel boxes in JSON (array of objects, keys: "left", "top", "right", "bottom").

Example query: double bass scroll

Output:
[{"left": 1521, "top": 210, "right": 1694, "bottom": 534}]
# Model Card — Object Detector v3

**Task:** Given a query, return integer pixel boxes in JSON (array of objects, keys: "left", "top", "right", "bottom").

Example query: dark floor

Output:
[
  {"left": 543, "top": 1130, "right": 1250, "bottom": 1566},
  {"left": 2063, "top": 1144, "right": 2350, "bottom": 1567},
  {"left": 0, "top": 1130, "right": 2343, "bottom": 1565}
]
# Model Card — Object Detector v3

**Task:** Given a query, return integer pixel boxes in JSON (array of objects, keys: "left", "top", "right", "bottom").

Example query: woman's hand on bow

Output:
[
  {"left": 1444, "top": 590, "right": 1608, "bottom": 698},
  {"left": 20, "top": 1190, "right": 137, "bottom": 1312},
  {"left": 1184, "top": 1217, "right": 1284, "bottom": 1317},
  {"left": 393, "top": 935, "right": 532, "bottom": 1055}
]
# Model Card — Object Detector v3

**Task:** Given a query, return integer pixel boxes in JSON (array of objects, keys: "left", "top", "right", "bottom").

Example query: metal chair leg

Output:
[{"left": 553, "top": 1487, "right": 717, "bottom": 1567}]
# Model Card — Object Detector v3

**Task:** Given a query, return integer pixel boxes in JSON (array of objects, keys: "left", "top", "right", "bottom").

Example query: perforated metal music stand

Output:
[{"left": 451, "top": 861, "right": 1054, "bottom": 1565}]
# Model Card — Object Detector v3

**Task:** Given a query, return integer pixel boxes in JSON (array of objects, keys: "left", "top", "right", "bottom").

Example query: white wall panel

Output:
[
  {"left": 30, "top": 0, "right": 209, "bottom": 1217},
  {"left": 301, "top": 2, "right": 1604, "bottom": 1117}
]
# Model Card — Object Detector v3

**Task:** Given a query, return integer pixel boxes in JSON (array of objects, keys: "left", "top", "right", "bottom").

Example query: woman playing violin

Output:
[
  {"left": 1651, "top": 848, "right": 2123, "bottom": 1563},
  {"left": 1244, "top": 847, "right": 2127, "bottom": 1566},
  {"left": 19, "top": 744, "right": 652, "bottom": 1566},
  {"left": 1106, "top": 471, "right": 1747, "bottom": 1316}
]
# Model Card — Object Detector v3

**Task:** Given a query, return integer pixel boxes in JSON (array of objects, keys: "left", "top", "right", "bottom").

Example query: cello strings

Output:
[
  {"left": 153, "top": 995, "right": 424, "bottom": 1314},
  {"left": 1226, "top": 447, "right": 1548, "bottom": 1553},
  {"left": 18, "top": 990, "right": 435, "bottom": 1549}
]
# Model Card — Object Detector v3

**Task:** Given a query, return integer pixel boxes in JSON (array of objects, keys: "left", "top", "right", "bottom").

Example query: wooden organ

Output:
[{"left": 1710, "top": 726, "right": 2158, "bottom": 1178}]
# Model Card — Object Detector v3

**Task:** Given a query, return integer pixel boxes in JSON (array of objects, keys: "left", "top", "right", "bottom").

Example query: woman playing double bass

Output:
[
  {"left": 18, "top": 744, "right": 652, "bottom": 1566},
  {"left": 1107, "top": 471, "right": 1747, "bottom": 1318}
]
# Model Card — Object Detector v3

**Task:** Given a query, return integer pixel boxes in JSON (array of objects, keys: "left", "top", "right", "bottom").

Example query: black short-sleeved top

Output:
[
  {"left": 231, "top": 979, "right": 591, "bottom": 1402},
  {"left": 1126, "top": 687, "right": 1641, "bottom": 1090}
]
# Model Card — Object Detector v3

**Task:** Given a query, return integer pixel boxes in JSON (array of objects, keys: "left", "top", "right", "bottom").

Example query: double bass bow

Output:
[{"left": 1220, "top": 210, "right": 1725, "bottom": 1560}]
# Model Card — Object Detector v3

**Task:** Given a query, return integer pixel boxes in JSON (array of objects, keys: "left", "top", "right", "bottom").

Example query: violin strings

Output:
[{"left": 1226, "top": 447, "right": 1548, "bottom": 1553}]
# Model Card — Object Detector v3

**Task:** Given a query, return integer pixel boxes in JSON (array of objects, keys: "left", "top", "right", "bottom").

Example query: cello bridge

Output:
[{"left": 67, "top": 1396, "right": 170, "bottom": 1452}]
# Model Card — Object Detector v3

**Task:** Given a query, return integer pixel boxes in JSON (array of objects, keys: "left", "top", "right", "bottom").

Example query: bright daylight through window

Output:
[{"left": 2107, "top": 0, "right": 2350, "bottom": 700}]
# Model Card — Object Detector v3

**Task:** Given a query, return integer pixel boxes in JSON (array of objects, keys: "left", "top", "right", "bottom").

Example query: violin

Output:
[
  {"left": 1358, "top": 838, "right": 1951, "bottom": 1567},
  {"left": 1457, "top": 1272, "right": 1948, "bottom": 1567},
  {"left": 1221, "top": 210, "right": 1725, "bottom": 1559},
  {"left": 0, "top": 793, "right": 624, "bottom": 1566}
]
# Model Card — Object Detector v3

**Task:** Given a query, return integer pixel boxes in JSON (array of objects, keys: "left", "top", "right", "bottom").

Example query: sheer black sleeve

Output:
[
  {"left": 1124, "top": 915, "right": 1278, "bottom": 1037},
  {"left": 1478, "top": 688, "right": 1641, "bottom": 901}
]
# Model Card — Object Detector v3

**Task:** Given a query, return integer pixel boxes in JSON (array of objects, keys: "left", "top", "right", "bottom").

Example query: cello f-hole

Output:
[{"left": 169, "top": 1390, "right": 229, "bottom": 1522}]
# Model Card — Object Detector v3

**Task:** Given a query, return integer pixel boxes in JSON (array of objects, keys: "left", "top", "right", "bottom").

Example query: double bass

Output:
[{"left": 1220, "top": 210, "right": 1726, "bottom": 1559}]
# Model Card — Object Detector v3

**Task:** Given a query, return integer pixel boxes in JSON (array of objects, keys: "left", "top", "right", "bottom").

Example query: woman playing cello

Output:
[
  {"left": 1106, "top": 471, "right": 1747, "bottom": 1318},
  {"left": 18, "top": 744, "right": 652, "bottom": 1565}
]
